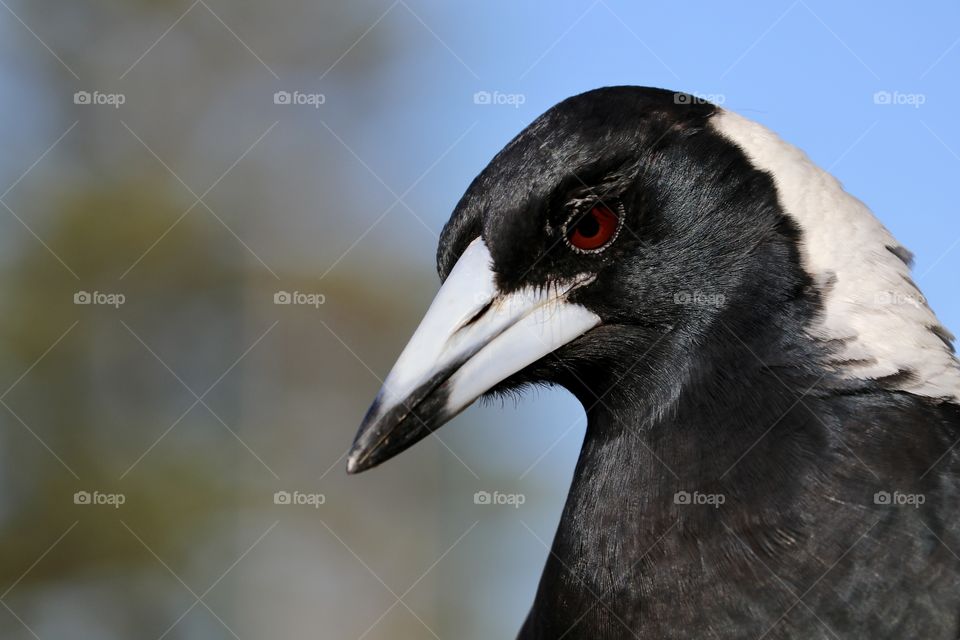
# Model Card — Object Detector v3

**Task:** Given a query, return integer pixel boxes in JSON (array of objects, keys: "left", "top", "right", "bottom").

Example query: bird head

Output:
[{"left": 346, "top": 85, "right": 959, "bottom": 473}]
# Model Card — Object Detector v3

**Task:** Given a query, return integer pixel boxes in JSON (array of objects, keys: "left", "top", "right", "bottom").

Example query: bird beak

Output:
[{"left": 347, "top": 237, "right": 601, "bottom": 473}]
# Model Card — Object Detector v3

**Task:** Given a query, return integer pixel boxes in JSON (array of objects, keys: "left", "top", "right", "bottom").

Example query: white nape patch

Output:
[{"left": 712, "top": 109, "right": 960, "bottom": 403}]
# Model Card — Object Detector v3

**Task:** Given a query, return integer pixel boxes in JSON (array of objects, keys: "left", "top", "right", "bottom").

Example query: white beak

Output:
[{"left": 347, "top": 237, "right": 601, "bottom": 473}]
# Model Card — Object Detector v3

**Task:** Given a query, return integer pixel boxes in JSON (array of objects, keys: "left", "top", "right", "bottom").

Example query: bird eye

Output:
[{"left": 564, "top": 203, "right": 621, "bottom": 253}]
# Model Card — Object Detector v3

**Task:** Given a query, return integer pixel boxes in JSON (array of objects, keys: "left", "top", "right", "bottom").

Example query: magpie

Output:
[{"left": 347, "top": 86, "right": 960, "bottom": 639}]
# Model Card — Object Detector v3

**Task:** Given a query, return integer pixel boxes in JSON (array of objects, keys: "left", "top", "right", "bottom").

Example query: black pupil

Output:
[{"left": 576, "top": 210, "right": 601, "bottom": 237}]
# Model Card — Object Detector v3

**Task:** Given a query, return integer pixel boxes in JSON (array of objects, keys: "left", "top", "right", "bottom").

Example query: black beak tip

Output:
[
  {"left": 345, "top": 456, "right": 362, "bottom": 475},
  {"left": 346, "top": 384, "right": 452, "bottom": 476},
  {"left": 346, "top": 399, "right": 385, "bottom": 474},
  {"left": 345, "top": 426, "right": 379, "bottom": 474},
  {"left": 345, "top": 447, "right": 372, "bottom": 474}
]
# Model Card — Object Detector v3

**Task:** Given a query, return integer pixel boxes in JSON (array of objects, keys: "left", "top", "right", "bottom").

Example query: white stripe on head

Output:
[{"left": 712, "top": 109, "right": 960, "bottom": 403}]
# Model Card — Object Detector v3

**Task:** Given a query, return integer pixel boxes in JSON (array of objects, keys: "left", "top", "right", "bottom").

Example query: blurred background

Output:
[{"left": 0, "top": 1, "right": 958, "bottom": 638}]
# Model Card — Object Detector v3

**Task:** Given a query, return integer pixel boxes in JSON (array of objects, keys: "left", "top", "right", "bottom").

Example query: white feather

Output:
[{"left": 712, "top": 109, "right": 960, "bottom": 403}]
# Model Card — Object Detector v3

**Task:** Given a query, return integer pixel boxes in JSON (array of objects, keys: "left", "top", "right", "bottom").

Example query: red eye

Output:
[{"left": 566, "top": 204, "right": 620, "bottom": 252}]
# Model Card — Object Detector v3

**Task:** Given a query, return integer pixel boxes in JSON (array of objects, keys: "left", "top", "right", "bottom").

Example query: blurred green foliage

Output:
[{"left": 0, "top": 2, "right": 449, "bottom": 638}]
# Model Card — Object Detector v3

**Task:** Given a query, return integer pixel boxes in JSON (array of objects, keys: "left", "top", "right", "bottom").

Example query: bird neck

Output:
[
  {"left": 568, "top": 322, "right": 830, "bottom": 539},
  {"left": 522, "top": 323, "right": 960, "bottom": 639},
  {"left": 523, "top": 310, "right": 840, "bottom": 634}
]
